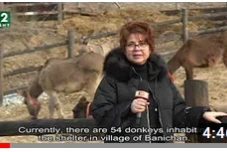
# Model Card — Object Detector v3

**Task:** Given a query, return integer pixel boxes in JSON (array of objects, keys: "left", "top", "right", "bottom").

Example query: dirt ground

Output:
[{"left": 1, "top": 2, "right": 227, "bottom": 143}]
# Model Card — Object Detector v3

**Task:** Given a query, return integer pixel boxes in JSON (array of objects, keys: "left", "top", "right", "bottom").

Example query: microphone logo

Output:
[{"left": 135, "top": 91, "right": 149, "bottom": 100}]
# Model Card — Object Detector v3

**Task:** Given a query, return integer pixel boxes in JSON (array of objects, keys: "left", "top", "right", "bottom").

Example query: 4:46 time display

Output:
[{"left": 202, "top": 127, "right": 227, "bottom": 138}]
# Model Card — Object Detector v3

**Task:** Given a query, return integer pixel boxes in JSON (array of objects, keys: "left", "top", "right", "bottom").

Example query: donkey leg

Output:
[
  {"left": 84, "top": 74, "right": 101, "bottom": 102},
  {"left": 183, "top": 63, "right": 193, "bottom": 80},
  {"left": 223, "top": 49, "right": 227, "bottom": 68},
  {"left": 48, "top": 99, "right": 55, "bottom": 119},
  {"left": 54, "top": 93, "right": 65, "bottom": 119},
  {"left": 84, "top": 85, "right": 95, "bottom": 102},
  {"left": 185, "top": 67, "right": 193, "bottom": 80},
  {"left": 46, "top": 91, "right": 56, "bottom": 119}
]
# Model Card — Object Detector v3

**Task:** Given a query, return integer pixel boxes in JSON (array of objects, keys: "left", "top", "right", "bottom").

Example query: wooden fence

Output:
[
  {"left": 2, "top": 2, "right": 101, "bottom": 23},
  {"left": 1, "top": 8, "right": 227, "bottom": 106},
  {"left": 4, "top": 3, "right": 227, "bottom": 23}
]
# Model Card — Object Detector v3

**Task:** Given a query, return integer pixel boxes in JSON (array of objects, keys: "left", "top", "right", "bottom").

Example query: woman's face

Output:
[{"left": 125, "top": 33, "right": 151, "bottom": 65}]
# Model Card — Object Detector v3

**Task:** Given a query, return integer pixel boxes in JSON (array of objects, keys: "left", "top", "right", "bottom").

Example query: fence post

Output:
[
  {"left": 67, "top": 29, "right": 74, "bottom": 58},
  {"left": 58, "top": 3, "right": 63, "bottom": 24},
  {"left": 175, "top": 3, "right": 180, "bottom": 10},
  {"left": 0, "top": 2, "right": 4, "bottom": 10},
  {"left": 184, "top": 80, "right": 209, "bottom": 143},
  {"left": 114, "top": 2, "right": 121, "bottom": 9},
  {"left": 0, "top": 46, "right": 3, "bottom": 106},
  {"left": 182, "top": 8, "right": 189, "bottom": 42}
]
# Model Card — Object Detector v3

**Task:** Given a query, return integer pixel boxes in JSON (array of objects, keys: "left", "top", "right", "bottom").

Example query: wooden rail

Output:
[
  {"left": 4, "top": 85, "right": 27, "bottom": 95},
  {"left": 4, "top": 66, "right": 41, "bottom": 77},
  {"left": 189, "top": 11, "right": 227, "bottom": 21},
  {"left": 4, "top": 2, "right": 60, "bottom": 21},
  {"left": 190, "top": 25, "right": 227, "bottom": 36},
  {"left": 3, "top": 41, "right": 67, "bottom": 58},
  {"left": 161, "top": 7, "right": 227, "bottom": 16}
]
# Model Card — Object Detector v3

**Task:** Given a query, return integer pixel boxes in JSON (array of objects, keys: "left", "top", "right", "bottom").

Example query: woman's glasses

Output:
[{"left": 126, "top": 42, "right": 149, "bottom": 50}]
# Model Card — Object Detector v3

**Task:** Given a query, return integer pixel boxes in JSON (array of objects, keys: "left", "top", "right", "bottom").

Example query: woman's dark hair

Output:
[{"left": 120, "top": 20, "right": 155, "bottom": 53}]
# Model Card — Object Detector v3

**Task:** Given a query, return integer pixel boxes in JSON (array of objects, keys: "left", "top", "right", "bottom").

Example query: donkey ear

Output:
[{"left": 17, "top": 90, "right": 27, "bottom": 97}]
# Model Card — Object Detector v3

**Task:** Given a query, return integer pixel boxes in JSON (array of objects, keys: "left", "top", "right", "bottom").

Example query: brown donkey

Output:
[
  {"left": 17, "top": 49, "right": 104, "bottom": 119},
  {"left": 168, "top": 32, "right": 227, "bottom": 80}
]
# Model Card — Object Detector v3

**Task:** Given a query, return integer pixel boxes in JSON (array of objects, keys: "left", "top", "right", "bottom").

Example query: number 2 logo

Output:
[{"left": 1, "top": 13, "right": 8, "bottom": 23}]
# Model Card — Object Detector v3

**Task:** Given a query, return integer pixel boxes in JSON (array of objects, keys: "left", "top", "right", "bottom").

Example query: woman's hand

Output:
[
  {"left": 202, "top": 111, "right": 227, "bottom": 123},
  {"left": 131, "top": 98, "right": 149, "bottom": 114}
]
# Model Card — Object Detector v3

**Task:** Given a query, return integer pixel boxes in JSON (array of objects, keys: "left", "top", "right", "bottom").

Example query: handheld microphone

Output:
[{"left": 135, "top": 81, "right": 150, "bottom": 125}]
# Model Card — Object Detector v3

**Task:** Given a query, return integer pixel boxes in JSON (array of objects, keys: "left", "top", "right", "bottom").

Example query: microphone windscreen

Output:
[{"left": 137, "top": 81, "right": 149, "bottom": 92}]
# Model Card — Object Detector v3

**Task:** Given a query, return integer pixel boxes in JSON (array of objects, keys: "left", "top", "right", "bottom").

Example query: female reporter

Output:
[{"left": 91, "top": 20, "right": 227, "bottom": 143}]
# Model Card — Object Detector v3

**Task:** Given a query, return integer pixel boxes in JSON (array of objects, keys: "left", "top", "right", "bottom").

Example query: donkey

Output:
[
  {"left": 168, "top": 32, "right": 227, "bottom": 80},
  {"left": 17, "top": 48, "right": 104, "bottom": 119}
]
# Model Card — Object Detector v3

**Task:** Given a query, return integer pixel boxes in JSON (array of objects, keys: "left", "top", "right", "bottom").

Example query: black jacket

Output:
[{"left": 91, "top": 47, "right": 210, "bottom": 143}]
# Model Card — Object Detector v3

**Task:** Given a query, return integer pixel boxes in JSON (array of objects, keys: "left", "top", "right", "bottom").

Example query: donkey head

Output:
[
  {"left": 17, "top": 90, "right": 41, "bottom": 119},
  {"left": 72, "top": 96, "right": 92, "bottom": 119}
]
